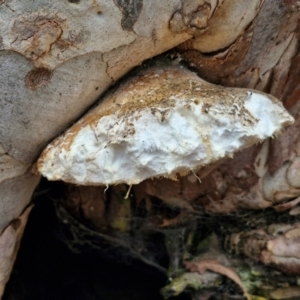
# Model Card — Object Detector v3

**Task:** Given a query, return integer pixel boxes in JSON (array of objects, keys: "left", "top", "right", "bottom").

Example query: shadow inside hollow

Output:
[{"left": 3, "top": 180, "right": 190, "bottom": 300}]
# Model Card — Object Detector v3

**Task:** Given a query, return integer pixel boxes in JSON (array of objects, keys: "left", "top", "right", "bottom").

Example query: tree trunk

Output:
[{"left": 0, "top": 0, "right": 299, "bottom": 298}]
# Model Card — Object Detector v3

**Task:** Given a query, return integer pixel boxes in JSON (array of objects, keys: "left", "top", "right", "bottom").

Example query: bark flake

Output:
[{"left": 113, "top": 0, "right": 143, "bottom": 31}]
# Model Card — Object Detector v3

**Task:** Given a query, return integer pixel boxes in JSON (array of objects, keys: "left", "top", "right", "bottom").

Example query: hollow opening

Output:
[{"left": 3, "top": 179, "right": 191, "bottom": 300}]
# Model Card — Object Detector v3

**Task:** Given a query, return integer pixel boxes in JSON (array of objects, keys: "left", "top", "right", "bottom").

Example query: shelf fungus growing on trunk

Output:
[{"left": 37, "top": 65, "right": 293, "bottom": 186}]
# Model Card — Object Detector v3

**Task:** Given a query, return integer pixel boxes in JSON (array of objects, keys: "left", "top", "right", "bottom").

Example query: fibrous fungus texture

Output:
[{"left": 37, "top": 66, "right": 294, "bottom": 185}]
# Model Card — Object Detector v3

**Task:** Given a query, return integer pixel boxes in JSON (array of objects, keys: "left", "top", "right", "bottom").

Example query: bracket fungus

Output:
[{"left": 37, "top": 65, "right": 294, "bottom": 186}]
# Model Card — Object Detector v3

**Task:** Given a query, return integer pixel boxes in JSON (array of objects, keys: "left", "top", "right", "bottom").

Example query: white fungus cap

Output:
[{"left": 37, "top": 66, "right": 294, "bottom": 185}]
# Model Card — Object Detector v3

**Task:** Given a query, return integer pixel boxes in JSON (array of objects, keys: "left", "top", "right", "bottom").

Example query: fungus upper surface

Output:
[{"left": 37, "top": 66, "right": 294, "bottom": 185}]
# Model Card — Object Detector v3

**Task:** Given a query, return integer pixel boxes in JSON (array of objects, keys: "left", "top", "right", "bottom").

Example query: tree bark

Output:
[{"left": 0, "top": 0, "right": 299, "bottom": 298}]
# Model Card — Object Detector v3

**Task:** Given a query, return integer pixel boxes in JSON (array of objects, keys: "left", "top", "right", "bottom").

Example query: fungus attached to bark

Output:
[{"left": 37, "top": 65, "right": 294, "bottom": 186}]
